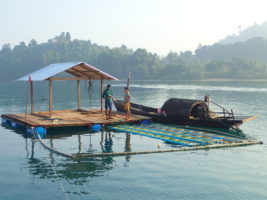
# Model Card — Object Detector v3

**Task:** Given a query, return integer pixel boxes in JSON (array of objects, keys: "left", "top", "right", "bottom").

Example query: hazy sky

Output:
[{"left": 1, "top": 0, "right": 267, "bottom": 55}]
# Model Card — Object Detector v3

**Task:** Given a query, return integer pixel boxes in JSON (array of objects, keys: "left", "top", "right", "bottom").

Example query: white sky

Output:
[{"left": 0, "top": 0, "right": 267, "bottom": 55}]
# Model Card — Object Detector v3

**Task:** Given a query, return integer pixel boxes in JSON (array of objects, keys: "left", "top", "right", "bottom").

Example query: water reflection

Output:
[
  {"left": 25, "top": 140, "right": 115, "bottom": 186},
  {"left": 125, "top": 133, "right": 132, "bottom": 163},
  {"left": 21, "top": 130, "right": 133, "bottom": 187},
  {"left": 104, "top": 131, "right": 113, "bottom": 153}
]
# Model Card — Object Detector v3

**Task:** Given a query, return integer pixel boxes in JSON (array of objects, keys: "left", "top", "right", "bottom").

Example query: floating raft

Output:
[
  {"left": 93, "top": 123, "right": 263, "bottom": 157},
  {"left": 27, "top": 122, "right": 263, "bottom": 158},
  {"left": 1, "top": 109, "right": 150, "bottom": 130},
  {"left": 108, "top": 123, "right": 246, "bottom": 146}
]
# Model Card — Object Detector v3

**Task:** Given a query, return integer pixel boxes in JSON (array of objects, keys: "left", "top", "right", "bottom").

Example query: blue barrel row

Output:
[{"left": 1, "top": 118, "right": 103, "bottom": 137}]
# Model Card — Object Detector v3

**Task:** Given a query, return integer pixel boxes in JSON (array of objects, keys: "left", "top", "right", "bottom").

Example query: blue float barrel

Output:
[
  {"left": 34, "top": 127, "right": 46, "bottom": 138},
  {"left": 91, "top": 124, "right": 102, "bottom": 132},
  {"left": 11, "top": 122, "right": 17, "bottom": 128},
  {"left": 1, "top": 119, "right": 7, "bottom": 125},
  {"left": 141, "top": 120, "right": 151, "bottom": 125},
  {"left": 26, "top": 127, "right": 34, "bottom": 134}
]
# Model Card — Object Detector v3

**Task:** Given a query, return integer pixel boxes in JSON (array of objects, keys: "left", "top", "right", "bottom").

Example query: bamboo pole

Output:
[
  {"left": 35, "top": 132, "right": 74, "bottom": 159},
  {"left": 100, "top": 79, "right": 104, "bottom": 113},
  {"left": 77, "top": 80, "right": 81, "bottom": 110},
  {"left": 49, "top": 78, "right": 53, "bottom": 118},
  {"left": 73, "top": 140, "right": 263, "bottom": 158},
  {"left": 127, "top": 72, "right": 130, "bottom": 89},
  {"left": 30, "top": 81, "right": 34, "bottom": 114}
]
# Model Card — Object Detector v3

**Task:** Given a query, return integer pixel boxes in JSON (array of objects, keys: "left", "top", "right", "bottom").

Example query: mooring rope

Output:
[
  {"left": 31, "top": 130, "right": 70, "bottom": 200},
  {"left": 47, "top": 158, "right": 70, "bottom": 200}
]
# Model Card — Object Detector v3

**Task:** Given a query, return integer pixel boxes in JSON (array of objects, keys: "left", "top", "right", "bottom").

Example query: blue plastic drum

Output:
[
  {"left": 34, "top": 127, "right": 46, "bottom": 138},
  {"left": 91, "top": 124, "right": 102, "bottom": 132}
]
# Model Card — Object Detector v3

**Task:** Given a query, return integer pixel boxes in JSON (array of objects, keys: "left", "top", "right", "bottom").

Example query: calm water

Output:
[{"left": 0, "top": 80, "right": 267, "bottom": 200}]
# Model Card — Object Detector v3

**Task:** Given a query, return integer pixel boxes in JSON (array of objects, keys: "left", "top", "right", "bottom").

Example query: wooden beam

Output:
[
  {"left": 77, "top": 80, "right": 81, "bottom": 110},
  {"left": 30, "top": 81, "right": 34, "bottom": 113},
  {"left": 49, "top": 78, "right": 53, "bottom": 118},
  {"left": 79, "top": 64, "right": 105, "bottom": 76},
  {"left": 68, "top": 67, "right": 103, "bottom": 79},
  {"left": 100, "top": 79, "right": 104, "bottom": 113},
  {"left": 67, "top": 68, "right": 91, "bottom": 76},
  {"left": 50, "top": 77, "right": 88, "bottom": 81}
]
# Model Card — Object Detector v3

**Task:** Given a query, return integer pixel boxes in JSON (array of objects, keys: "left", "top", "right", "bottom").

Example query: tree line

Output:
[{"left": 1, "top": 32, "right": 267, "bottom": 81}]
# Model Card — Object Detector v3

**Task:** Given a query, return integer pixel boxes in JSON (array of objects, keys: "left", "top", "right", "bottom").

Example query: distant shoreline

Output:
[
  {"left": 1, "top": 79, "right": 267, "bottom": 82},
  {"left": 118, "top": 79, "right": 267, "bottom": 82}
]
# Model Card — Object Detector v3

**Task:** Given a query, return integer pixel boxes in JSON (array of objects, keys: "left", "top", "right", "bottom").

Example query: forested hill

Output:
[
  {"left": 219, "top": 20, "right": 267, "bottom": 44},
  {"left": 1, "top": 32, "right": 267, "bottom": 81}
]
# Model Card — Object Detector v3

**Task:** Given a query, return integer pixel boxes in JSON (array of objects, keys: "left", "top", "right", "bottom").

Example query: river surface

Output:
[{"left": 0, "top": 80, "right": 267, "bottom": 200}]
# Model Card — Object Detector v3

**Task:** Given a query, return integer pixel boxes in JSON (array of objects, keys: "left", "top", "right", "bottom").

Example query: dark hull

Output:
[{"left": 113, "top": 100, "right": 254, "bottom": 129}]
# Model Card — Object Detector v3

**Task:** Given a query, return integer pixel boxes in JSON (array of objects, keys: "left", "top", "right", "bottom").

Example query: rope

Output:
[
  {"left": 31, "top": 129, "right": 70, "bottom": 200},
  {"left": 47, "top": 158, "right": 70, "bottom": 200}
]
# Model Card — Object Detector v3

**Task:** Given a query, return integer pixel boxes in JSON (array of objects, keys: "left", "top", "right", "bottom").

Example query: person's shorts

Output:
[
  {"left": 105, "top": 100, "right": 112, "bottom": 110},
  {"left": 124, "top": 102, "right": 130, "bottom": 111}
]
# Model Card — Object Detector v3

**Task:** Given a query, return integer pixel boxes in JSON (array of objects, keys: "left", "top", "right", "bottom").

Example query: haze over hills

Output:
[
  {"left": 1, "top": 28, "right": 267, "bottom": 81},
  {"left": 219, "top": 20, "right": 267, "bottom": 44}
]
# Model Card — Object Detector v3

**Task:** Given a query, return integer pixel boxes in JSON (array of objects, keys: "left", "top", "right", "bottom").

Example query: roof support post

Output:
[
  {"left": 49, "top": 78, "right": 53, "bottom": 118},
  {"left": 77, "top": 80, "right": 81, "bottom": 110},
  {"left": 30, "top": 81, "right": 34, "bottom": 114},
  {"left": 100, "top": 79, "right": 104, "bottom": 113}
]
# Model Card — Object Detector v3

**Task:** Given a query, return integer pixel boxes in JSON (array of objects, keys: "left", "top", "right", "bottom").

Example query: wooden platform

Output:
[{"left": 1, "top": 109, "right": 150, "bottom": 128}]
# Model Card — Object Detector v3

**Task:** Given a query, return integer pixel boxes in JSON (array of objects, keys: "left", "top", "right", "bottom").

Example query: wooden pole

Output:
[
  {"left": 77, "top": 80, "right": 80, "bottom": 110},
  {"left": 30, "top": 81, "right": 34, "bottom": 114},
  {"left": 49, "top": 78, "right": 53, "bottom": 118},
  {"left": 127, "top": 72, "right": 130, "bottom": 89},
  {"left": 100, "top": 79, "right": 104, "bottom": 113},
  {"left": 72, "top": 140, "right": 263, "bottom": 158}
]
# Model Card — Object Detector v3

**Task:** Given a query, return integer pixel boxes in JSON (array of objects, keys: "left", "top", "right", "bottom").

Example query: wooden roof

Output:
[{"left": 17, "top": 62, "right": 118, "bottom": 81}]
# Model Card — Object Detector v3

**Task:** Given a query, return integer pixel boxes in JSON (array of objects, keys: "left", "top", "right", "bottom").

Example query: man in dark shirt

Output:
[{"left": 102, "top": 84, "right": 113, "bottom": 119}]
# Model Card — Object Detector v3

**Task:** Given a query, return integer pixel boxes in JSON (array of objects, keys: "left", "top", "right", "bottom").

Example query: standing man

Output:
[
  {"left": 124, "top": 87, "right": 131, "bottom": 120},
  {"left": 102, "top": 84, "right": 113, "bottom": 120}
]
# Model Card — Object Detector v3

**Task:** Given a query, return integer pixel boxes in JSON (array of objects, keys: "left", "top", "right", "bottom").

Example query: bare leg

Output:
[
  {"left": 126, "top": 110, "right": 130, "bottom": 120},
  {"left": 109, "top": 108, "right": 112, "bottom": 119},
  {"left": 128, "top": 109, "right": 131, "bottom": 120},
  {"left": 105, "top": 109, "right": 108, "bottom": 120}
]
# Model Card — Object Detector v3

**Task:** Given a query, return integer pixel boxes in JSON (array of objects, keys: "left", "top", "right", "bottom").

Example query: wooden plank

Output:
[
  {"left": 1, "top": 110, "right": 150, "bottom": 128},
  {"left": 50, "top": 77, "right": 88, "bottom": 81},
  {"left": 241, "top": 116, "right": 257, "bottom": 122},
  {"left": 1, "top": 114, "right": 40, "bottom": 126}
]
